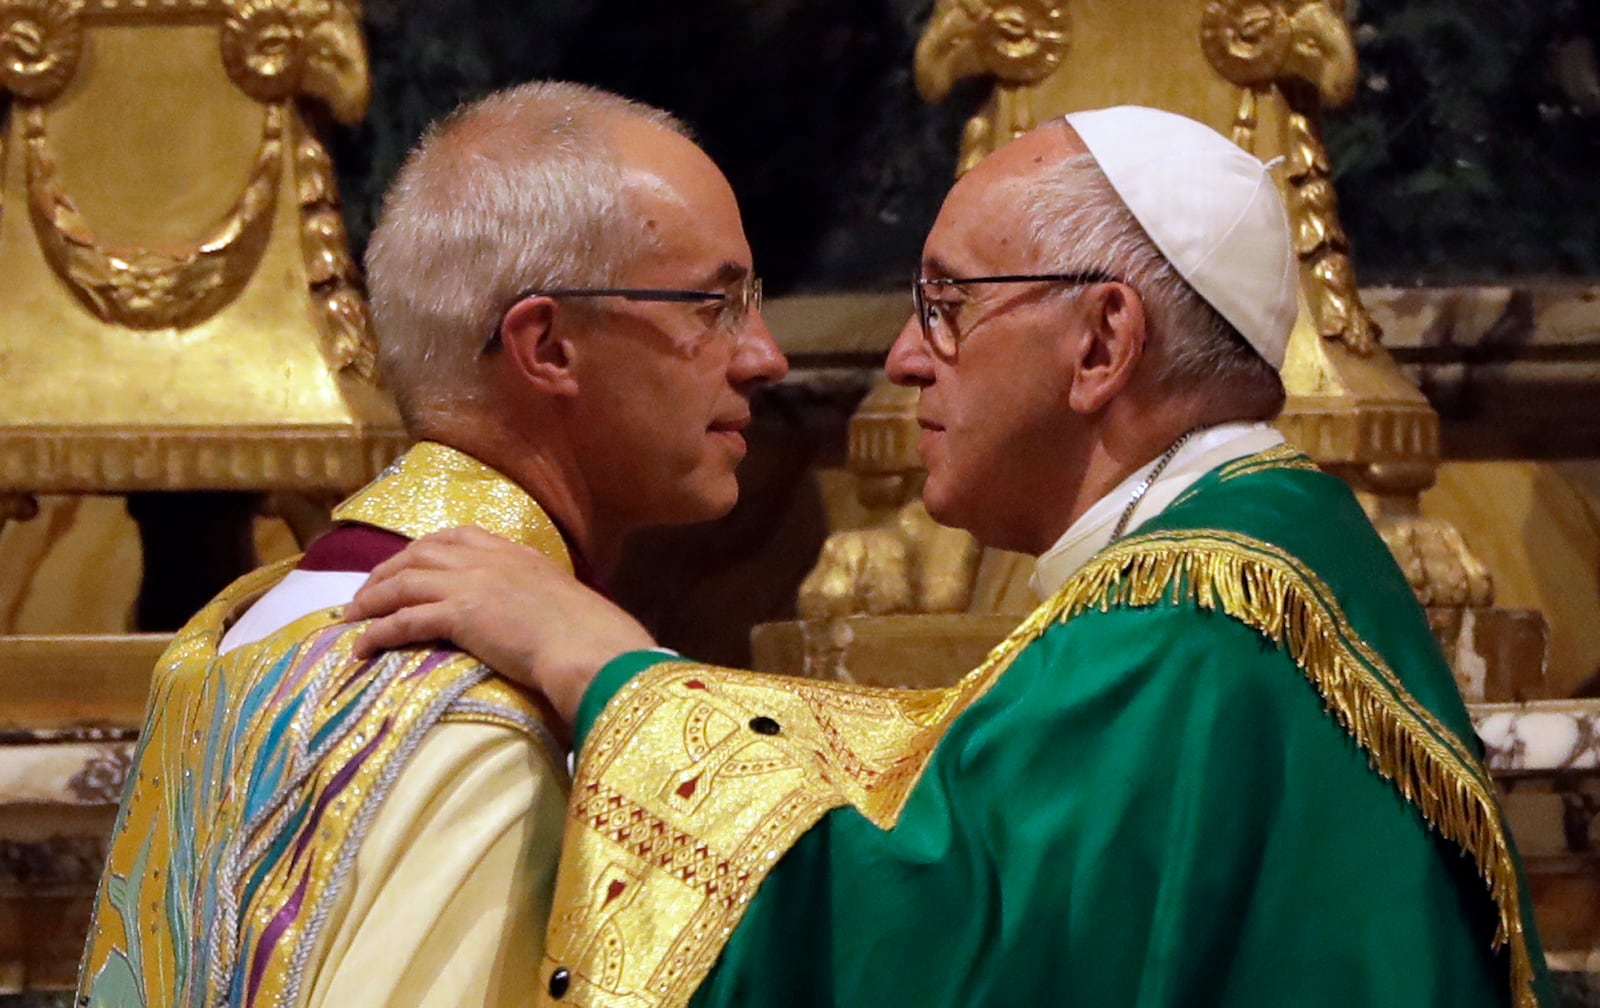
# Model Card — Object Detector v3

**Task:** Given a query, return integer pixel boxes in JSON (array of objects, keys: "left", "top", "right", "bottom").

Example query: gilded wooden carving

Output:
[
  {"left": 0, "top": 0, "right": 399, "bottom": 495},
  {"left": 1, "top": 0, "right": 371, "bottom": 362}
]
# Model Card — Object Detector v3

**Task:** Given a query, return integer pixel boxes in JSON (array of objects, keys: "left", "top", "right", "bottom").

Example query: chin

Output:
[
  {"left": 921, "top": 489, "right": 967, "bottom": 535},
  {"left": 676, "top": 478, "right": 740, "bottom": 525}
]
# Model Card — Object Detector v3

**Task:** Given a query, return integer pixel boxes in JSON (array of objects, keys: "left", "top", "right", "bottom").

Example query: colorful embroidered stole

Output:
[{"left": 80, "top": 442, "right": 568, "bottom": 1008}]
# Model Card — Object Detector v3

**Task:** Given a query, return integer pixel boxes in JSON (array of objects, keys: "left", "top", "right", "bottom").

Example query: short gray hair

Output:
[
  {"left": 365, "top": 81, "right": 690, "bottom": 427},
  {"left": 1022, "top": 152, "right": 1285, "bottom": 419}
]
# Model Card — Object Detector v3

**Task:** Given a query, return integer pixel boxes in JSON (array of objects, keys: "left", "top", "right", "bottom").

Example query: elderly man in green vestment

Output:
[{"left": 348, "top": 106, "right": 1550, "bottom": 1007}]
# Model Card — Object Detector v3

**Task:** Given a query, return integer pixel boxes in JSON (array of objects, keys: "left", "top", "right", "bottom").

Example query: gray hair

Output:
[
  {"left": 1022, "top": 152, "right": 1285, "bottom": 419},
  {"left": 365, "top": 81, "right": 691, "bottom": 427}
]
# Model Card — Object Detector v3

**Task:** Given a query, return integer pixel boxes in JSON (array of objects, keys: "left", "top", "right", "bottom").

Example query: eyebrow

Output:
[
  {"left": 697, "top": 261, "right": 748, "bottom": 290},
  {"left": 921, "top": 256, "right": 956, "bottom": 280}
]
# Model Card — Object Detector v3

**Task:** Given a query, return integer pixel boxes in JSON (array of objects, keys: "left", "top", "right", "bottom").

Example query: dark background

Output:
[{"left": 330, "top": 0, "right": 1600, "bottom": 293}]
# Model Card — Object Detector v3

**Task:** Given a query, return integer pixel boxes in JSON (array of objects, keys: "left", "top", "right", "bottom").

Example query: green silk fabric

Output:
[{"left": 577, "top": 458, "right": 1550, "bottom": 1007}]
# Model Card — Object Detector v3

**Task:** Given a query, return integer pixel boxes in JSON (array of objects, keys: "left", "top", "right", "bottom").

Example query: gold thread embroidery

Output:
[
  {"left": 540, "top": 653, "right": 1028, "bottom": 1007},
  {"left": 81, "top": 442, "right": 575, "bottom": 1008},
  {"left": 1216, "top": 443, "right": 1320, "bottom": 482},
  {"left": 333, "top": 440, "right": 574, "bottom": 572}
]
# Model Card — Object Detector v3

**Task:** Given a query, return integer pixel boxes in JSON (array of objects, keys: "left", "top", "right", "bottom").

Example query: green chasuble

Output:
[{"left": 540, "top": 446, "right": 1549, "bottom": 1008}]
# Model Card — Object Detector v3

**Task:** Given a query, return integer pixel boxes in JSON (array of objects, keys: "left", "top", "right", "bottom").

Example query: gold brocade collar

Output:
[{"left": 331, "top": 441, "right": 574, "bottom": 575}]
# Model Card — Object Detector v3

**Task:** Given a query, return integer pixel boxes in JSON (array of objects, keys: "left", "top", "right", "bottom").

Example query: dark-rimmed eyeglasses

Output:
[
  {"left": 483, "top": 274, "right": 762, "bottom": 354},
  {"left": 912, "top": 271, "right": 1120, "bottom": 357}
]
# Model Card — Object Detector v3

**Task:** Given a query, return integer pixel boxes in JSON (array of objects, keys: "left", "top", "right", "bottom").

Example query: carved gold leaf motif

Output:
[
  {"left": 23, "top": 102, "right": 284, "bottom": 330},
  {"left": 1200, "top": 0, "right": 1293, "bottom": 86},
  {"left": 973, "top": 0, "right": 1069, "bottom": 84},
  {"left": 0, "top": 0, "right": 84, "bottom": 101}
]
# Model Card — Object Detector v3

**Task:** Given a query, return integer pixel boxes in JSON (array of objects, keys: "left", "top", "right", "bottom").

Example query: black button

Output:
[
  {"left": 749, "top": 716, "right": 780, "bottom": 736},
  {"left": 549, "top": 967, "right": 570, "bottom": 999}
]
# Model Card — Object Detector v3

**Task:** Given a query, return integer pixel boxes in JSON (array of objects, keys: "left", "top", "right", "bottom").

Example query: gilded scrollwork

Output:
[
  {"left": 915, "top": 0, "right": 1070, "bottom": 175},
  {"left": 24, "top": 103, "right": 284, "bottom": 329},
  {"left": 221, "top": 0, "right": 309, "bottom": 104},
  {"left": 221, "top": 0, "right": 368, "bottom": 124},
  {"left": 3, "top": 0, "right": 371, "bottom": 338},
  {"left": 0, "top": 0, "right": 84, "bottom": 102},
  {"left": 1200, "top": 0, "right": 1294, "bottom": 87}
]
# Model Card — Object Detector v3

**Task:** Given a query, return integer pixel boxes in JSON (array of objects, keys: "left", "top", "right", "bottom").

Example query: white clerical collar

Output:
[{"left": 1029, "top": 422, "right": 1285, "bottom": 598}]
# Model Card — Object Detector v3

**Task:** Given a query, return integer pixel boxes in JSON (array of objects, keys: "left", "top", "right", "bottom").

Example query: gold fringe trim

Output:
[{"left": 1001, "top": 529, "right": 1537, "bottom": 1008}]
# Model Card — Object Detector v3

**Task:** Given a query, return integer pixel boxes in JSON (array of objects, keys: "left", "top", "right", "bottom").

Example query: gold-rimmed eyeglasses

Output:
[
  {"left": 484, "top": 274, "right": 762, "bottom": 354},
  {"left": 912, "top": 270, "right": 1120, "bottom": 357}
]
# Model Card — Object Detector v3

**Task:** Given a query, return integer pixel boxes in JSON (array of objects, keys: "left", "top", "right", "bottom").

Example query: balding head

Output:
[{"left": 365, "top": 81, "right": 691, "bottom": 429}]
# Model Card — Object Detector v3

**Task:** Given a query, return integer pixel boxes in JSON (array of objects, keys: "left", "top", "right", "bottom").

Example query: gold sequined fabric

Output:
[{"left": 333, "top": 440, "right": 574, "bottom": 571}]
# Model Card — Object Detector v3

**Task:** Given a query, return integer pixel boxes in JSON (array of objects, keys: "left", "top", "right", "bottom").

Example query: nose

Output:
[
  {"left": 730, "top": 308, "right": 789, "bottom": 390},
  {"left": 885, "top": 313, "right": 933, "bottom": 388}
]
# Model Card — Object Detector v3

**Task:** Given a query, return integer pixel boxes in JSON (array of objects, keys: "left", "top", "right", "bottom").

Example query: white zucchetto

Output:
[{"left": 1062, "top": 105, "right": 1299, "bottom": 369}]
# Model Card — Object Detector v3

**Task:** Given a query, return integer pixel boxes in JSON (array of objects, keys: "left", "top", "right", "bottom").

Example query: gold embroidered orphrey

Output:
[{"left": 543, "top": 521, "right": 1535, "bottom": 1005}]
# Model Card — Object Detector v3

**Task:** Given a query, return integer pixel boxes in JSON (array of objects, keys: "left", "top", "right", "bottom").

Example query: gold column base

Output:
[
  {"left": 751, "top": 614, "right": 1017, "bottom": 688},
  {"left": 0, "top": 424, "right": 409, "bottom": 495}
]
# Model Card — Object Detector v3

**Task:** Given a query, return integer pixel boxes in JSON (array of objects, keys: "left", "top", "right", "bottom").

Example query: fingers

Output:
[
  {"left": 345, "top": 567, "right": 447, "bottom": 622},
  {"left": 363, "top": 525, "right": 491, "bottom": 584},
  {"left": 351, "top": 602, "right": 457, "bottom": 658}
]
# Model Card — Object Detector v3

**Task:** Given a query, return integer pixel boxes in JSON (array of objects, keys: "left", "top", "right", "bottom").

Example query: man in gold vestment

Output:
[{"left": 78, "top": 81, "right": 786, "bottom": 1008}]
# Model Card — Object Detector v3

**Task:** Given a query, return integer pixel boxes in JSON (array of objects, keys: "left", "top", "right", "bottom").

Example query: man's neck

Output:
[{"left": 1028, "top": 421, "right": 1286, "bottom": 597}]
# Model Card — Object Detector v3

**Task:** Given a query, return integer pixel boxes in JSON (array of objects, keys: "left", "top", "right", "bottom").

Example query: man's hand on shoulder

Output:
[{"left": 344, "top": 526, "right": 657, "bottom": 725}]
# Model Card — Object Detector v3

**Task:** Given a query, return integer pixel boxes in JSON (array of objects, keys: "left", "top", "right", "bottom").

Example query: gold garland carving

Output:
[
  {"left": 1282, "top": 108, "right": 1379, "bottom": 353},
  {"left": 24, "top": 102, "right": 283, "bottom": 330},
  {"left": 296, "top": 131, "right": 375, "bottom": 377},
  {"left": 1200, "top": 0, "right": 1379, "bottom": 355},
  {"left": 1044, "top": 529, "right": 1537, "bottom": 1008}
]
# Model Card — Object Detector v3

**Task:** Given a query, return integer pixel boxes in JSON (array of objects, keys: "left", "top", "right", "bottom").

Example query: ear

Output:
[
  {"left": 498, "top": 296, "right": 580, "bottom": 397},
  {"left": 1066, "top": 282, "right": 1147, "bottom": 414}
]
